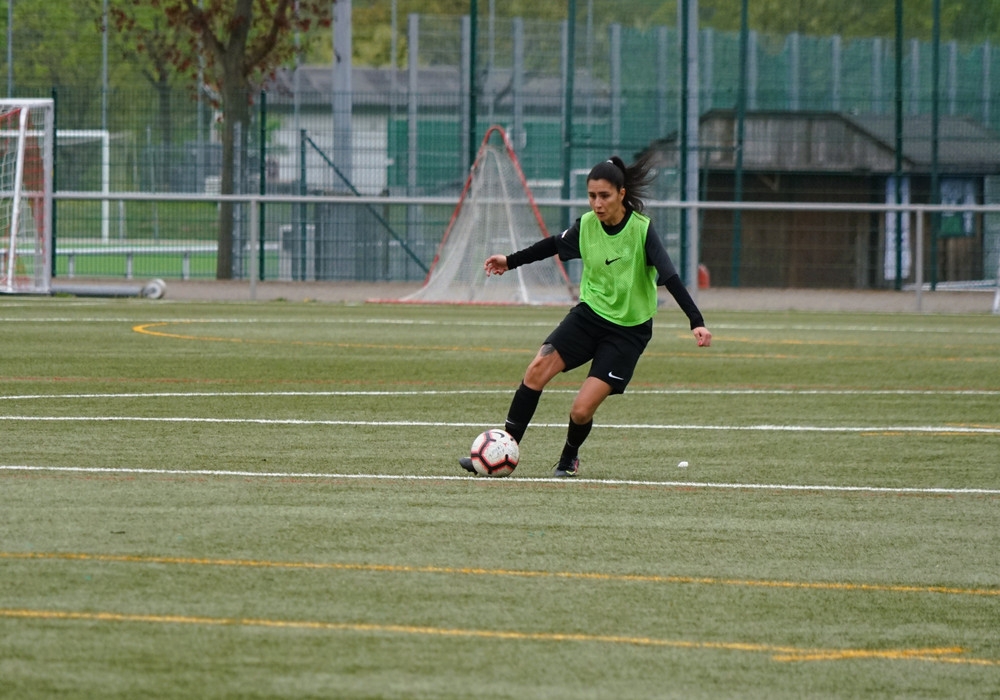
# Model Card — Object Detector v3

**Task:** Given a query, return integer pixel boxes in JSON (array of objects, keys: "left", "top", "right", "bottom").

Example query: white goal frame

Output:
[{"left": 0, "top": 98, "right": 54, "bottom": 294}]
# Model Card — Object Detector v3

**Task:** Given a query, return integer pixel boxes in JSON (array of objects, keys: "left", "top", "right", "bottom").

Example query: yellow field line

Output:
[
  {"left": 132, "top": 322, "right": 528, "bottom": 354},
  {"left": 1, "top": 607, "right": 990, "bottom": 666},
  {"left": 134, "top": 322, "right": 997, "bottom": 363},
  {"left": 133, "top": 320, "right": 749, "bottom": 359},
  {"left": 4, "top": 551, "right": 997, "bottom": 598},
  {"left": 706, "top": 334, "right": 862, "bottom": 347}
]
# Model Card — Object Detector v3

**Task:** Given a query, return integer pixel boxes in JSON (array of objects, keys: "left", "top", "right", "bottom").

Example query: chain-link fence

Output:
[{"left": 17, "top": 13, "right": 1000, "bottom": 288}]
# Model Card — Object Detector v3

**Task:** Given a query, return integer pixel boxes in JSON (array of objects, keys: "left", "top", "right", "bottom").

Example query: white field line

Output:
[
  {"left": 1, "top": 390, "right": 996, "bottom": 433},
  {"left": 2, "top": 315, "right": 1000, "bottom": 336},
  {"left": 0, "top": 415, "right": 997, "bottom": 434},
  {"left": 1, "top": 388, "right": 999, "bottom": 400},
  {"left": 1, "top": 464, "right": 998, "bottom": 496}
]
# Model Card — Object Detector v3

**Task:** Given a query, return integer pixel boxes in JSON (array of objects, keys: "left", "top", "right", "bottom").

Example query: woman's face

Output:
[{"left": 587, "top": 178, "right": 626, "bottom": 225}]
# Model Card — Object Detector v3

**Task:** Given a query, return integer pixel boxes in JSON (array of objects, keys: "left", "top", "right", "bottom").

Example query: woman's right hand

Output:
[{"left": 484, "top": 255, "right": 509, "bottom": 276}]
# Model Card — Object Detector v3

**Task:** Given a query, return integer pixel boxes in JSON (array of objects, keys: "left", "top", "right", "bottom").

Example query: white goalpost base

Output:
[
  {"left": 50, "top": 278, "right": 167, "bottom": 300},
  {"left": 0, "top": 98, "right": 54, "bottom": 295}
]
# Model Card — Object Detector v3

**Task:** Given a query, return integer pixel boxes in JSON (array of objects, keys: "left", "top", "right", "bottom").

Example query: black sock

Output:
[
  {"left": 560, "top": 418, "right": 593, "bottom": 464},
  {"left": 504, "top": 382, "right": 541, "bottom": 443}
]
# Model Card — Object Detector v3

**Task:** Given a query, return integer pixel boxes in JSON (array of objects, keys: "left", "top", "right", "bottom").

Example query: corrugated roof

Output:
[
  {"left": 843, "top": 113, "right": 1000, "bottom": 172},
  {"left": 646, "top": 110, "right": 1000, "bottom": 175},
  {"left": 266, "top": 65, "right": 607, "bottom": 112}
]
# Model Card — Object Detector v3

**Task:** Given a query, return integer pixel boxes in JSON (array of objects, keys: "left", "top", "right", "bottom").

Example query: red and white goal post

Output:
[
  {"left": 0, "top": 99, "right": 54, "bottom": 295},
  {"left": 402, "top": 125, "right": 576, "bottom": 306}
]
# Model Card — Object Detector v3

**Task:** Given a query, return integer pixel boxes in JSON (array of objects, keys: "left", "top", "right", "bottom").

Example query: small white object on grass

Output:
[{"left": 677, "top": 461, "right": 689, "bottom": 468}]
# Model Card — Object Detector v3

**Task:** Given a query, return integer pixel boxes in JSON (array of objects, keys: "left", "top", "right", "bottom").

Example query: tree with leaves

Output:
[
  {"left": 102, "top": 2, "right": 189, "bottom": 190},
  {"left": 108, "top": 0, "right": 332, "bottom": 279},
  {"left": 3, "top": 2, "right": 104, "bottom": 93}
]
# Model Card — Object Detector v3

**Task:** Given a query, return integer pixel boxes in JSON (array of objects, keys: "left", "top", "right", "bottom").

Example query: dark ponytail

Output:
[{"left": 586, "top": 152, "right": 657, "bottom": 213}]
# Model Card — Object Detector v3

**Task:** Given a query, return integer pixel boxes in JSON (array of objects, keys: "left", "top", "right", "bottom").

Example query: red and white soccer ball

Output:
[{"left": 470, "top": 429, "right": 519, "bottom": 477}]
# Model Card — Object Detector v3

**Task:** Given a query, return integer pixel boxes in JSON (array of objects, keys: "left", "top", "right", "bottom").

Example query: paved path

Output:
[{"left": 54, "top": 278, "right": 997, "bottom": 314}]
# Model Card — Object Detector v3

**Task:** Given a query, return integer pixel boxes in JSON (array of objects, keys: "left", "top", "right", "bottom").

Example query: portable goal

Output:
[
  {"left": 0, "top": 99, "right": 54, "bottom": 295},
  {"left": 403, "top": 125, "right": 575, "bottom": 305}
]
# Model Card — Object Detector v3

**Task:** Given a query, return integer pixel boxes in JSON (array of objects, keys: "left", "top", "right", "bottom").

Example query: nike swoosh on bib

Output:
[{"left": 604, "top": 257, "right": 622, "bottom": 265}]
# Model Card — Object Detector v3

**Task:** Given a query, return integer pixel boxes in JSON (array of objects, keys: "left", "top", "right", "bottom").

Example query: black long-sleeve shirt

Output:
[{"left": 505, "top": 213, "right": 706, "bottom": 329}]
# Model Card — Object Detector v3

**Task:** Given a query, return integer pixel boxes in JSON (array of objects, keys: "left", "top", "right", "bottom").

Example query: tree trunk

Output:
[
  {"left": 216, "top": 84, "right": 250, "bottom": 280},
  {"left": 217, "top": 112, "right": 235, "bottom": 279}
]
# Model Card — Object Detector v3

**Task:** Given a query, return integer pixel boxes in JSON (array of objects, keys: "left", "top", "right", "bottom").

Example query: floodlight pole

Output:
[{"left": 332, "top": 0, "right": 352, "bottom": 186}]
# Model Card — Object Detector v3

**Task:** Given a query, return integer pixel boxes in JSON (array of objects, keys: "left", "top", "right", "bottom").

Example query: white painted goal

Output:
[{"left": 0, "top": 99, "right": 53, "bottom": 294}]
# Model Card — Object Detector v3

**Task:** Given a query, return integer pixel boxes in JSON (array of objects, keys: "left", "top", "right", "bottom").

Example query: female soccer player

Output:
[{"left": 460, "top": 154, "right": 712, "bottom": 477}]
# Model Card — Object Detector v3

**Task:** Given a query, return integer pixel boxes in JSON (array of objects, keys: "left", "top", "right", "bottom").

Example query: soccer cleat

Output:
[
  {"left": 459, "top": 456, "right": 477, "bottom": 473},
  {"left": 552, "top": 457, "right": 580, "bottom": 477}
]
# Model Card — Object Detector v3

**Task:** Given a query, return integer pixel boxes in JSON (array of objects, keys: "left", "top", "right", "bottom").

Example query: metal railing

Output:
[{"left": 53, "top": 191, "right": 1000, "bottom": 312}]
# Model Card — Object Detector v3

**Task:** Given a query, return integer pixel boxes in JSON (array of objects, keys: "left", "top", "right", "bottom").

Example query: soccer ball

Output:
[{"left": 470, "top": 429, "right": 519, "bottom": 478}]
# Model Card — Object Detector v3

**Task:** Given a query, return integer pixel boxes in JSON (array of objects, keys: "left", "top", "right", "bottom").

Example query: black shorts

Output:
[{"left": 543, "top": 303, "right": 653, "bottom": 394}]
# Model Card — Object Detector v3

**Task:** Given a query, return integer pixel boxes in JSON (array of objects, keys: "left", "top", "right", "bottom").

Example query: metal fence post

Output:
[
  {"left": 249, "top": 194, "right": 259, "bottom": 300},
  {"left": 259, "top": 91, "right": 267, "bottom": 281}
]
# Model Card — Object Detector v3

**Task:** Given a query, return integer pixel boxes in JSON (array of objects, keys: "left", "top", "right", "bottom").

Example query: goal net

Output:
[
  {"left": 0, "top": 99, "right": 53, "bottom": 294},
  {"left": 403, "top": 126, "right": 575, "bottom": 305}
]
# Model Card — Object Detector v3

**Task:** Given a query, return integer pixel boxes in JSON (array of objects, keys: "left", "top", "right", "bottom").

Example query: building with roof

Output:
[{"left": 645, "top": 110, "right": 1000, "bottom": 288}]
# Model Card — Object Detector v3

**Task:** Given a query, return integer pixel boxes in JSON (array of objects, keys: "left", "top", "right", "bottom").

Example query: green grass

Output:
[
  {"left": 1, "top": 299, "right": 999, "bottom": 698},
  {"left": 54, "top": 250, "right": 220, "bottom": 279},
  {"left": 57, "top": 200, "right": 220, "bottom": 242}
]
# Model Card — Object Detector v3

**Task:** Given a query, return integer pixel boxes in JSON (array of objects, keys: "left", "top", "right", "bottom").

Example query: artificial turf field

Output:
[{"left": 0, "top": 296, "right": 998, "bottom": 699}]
